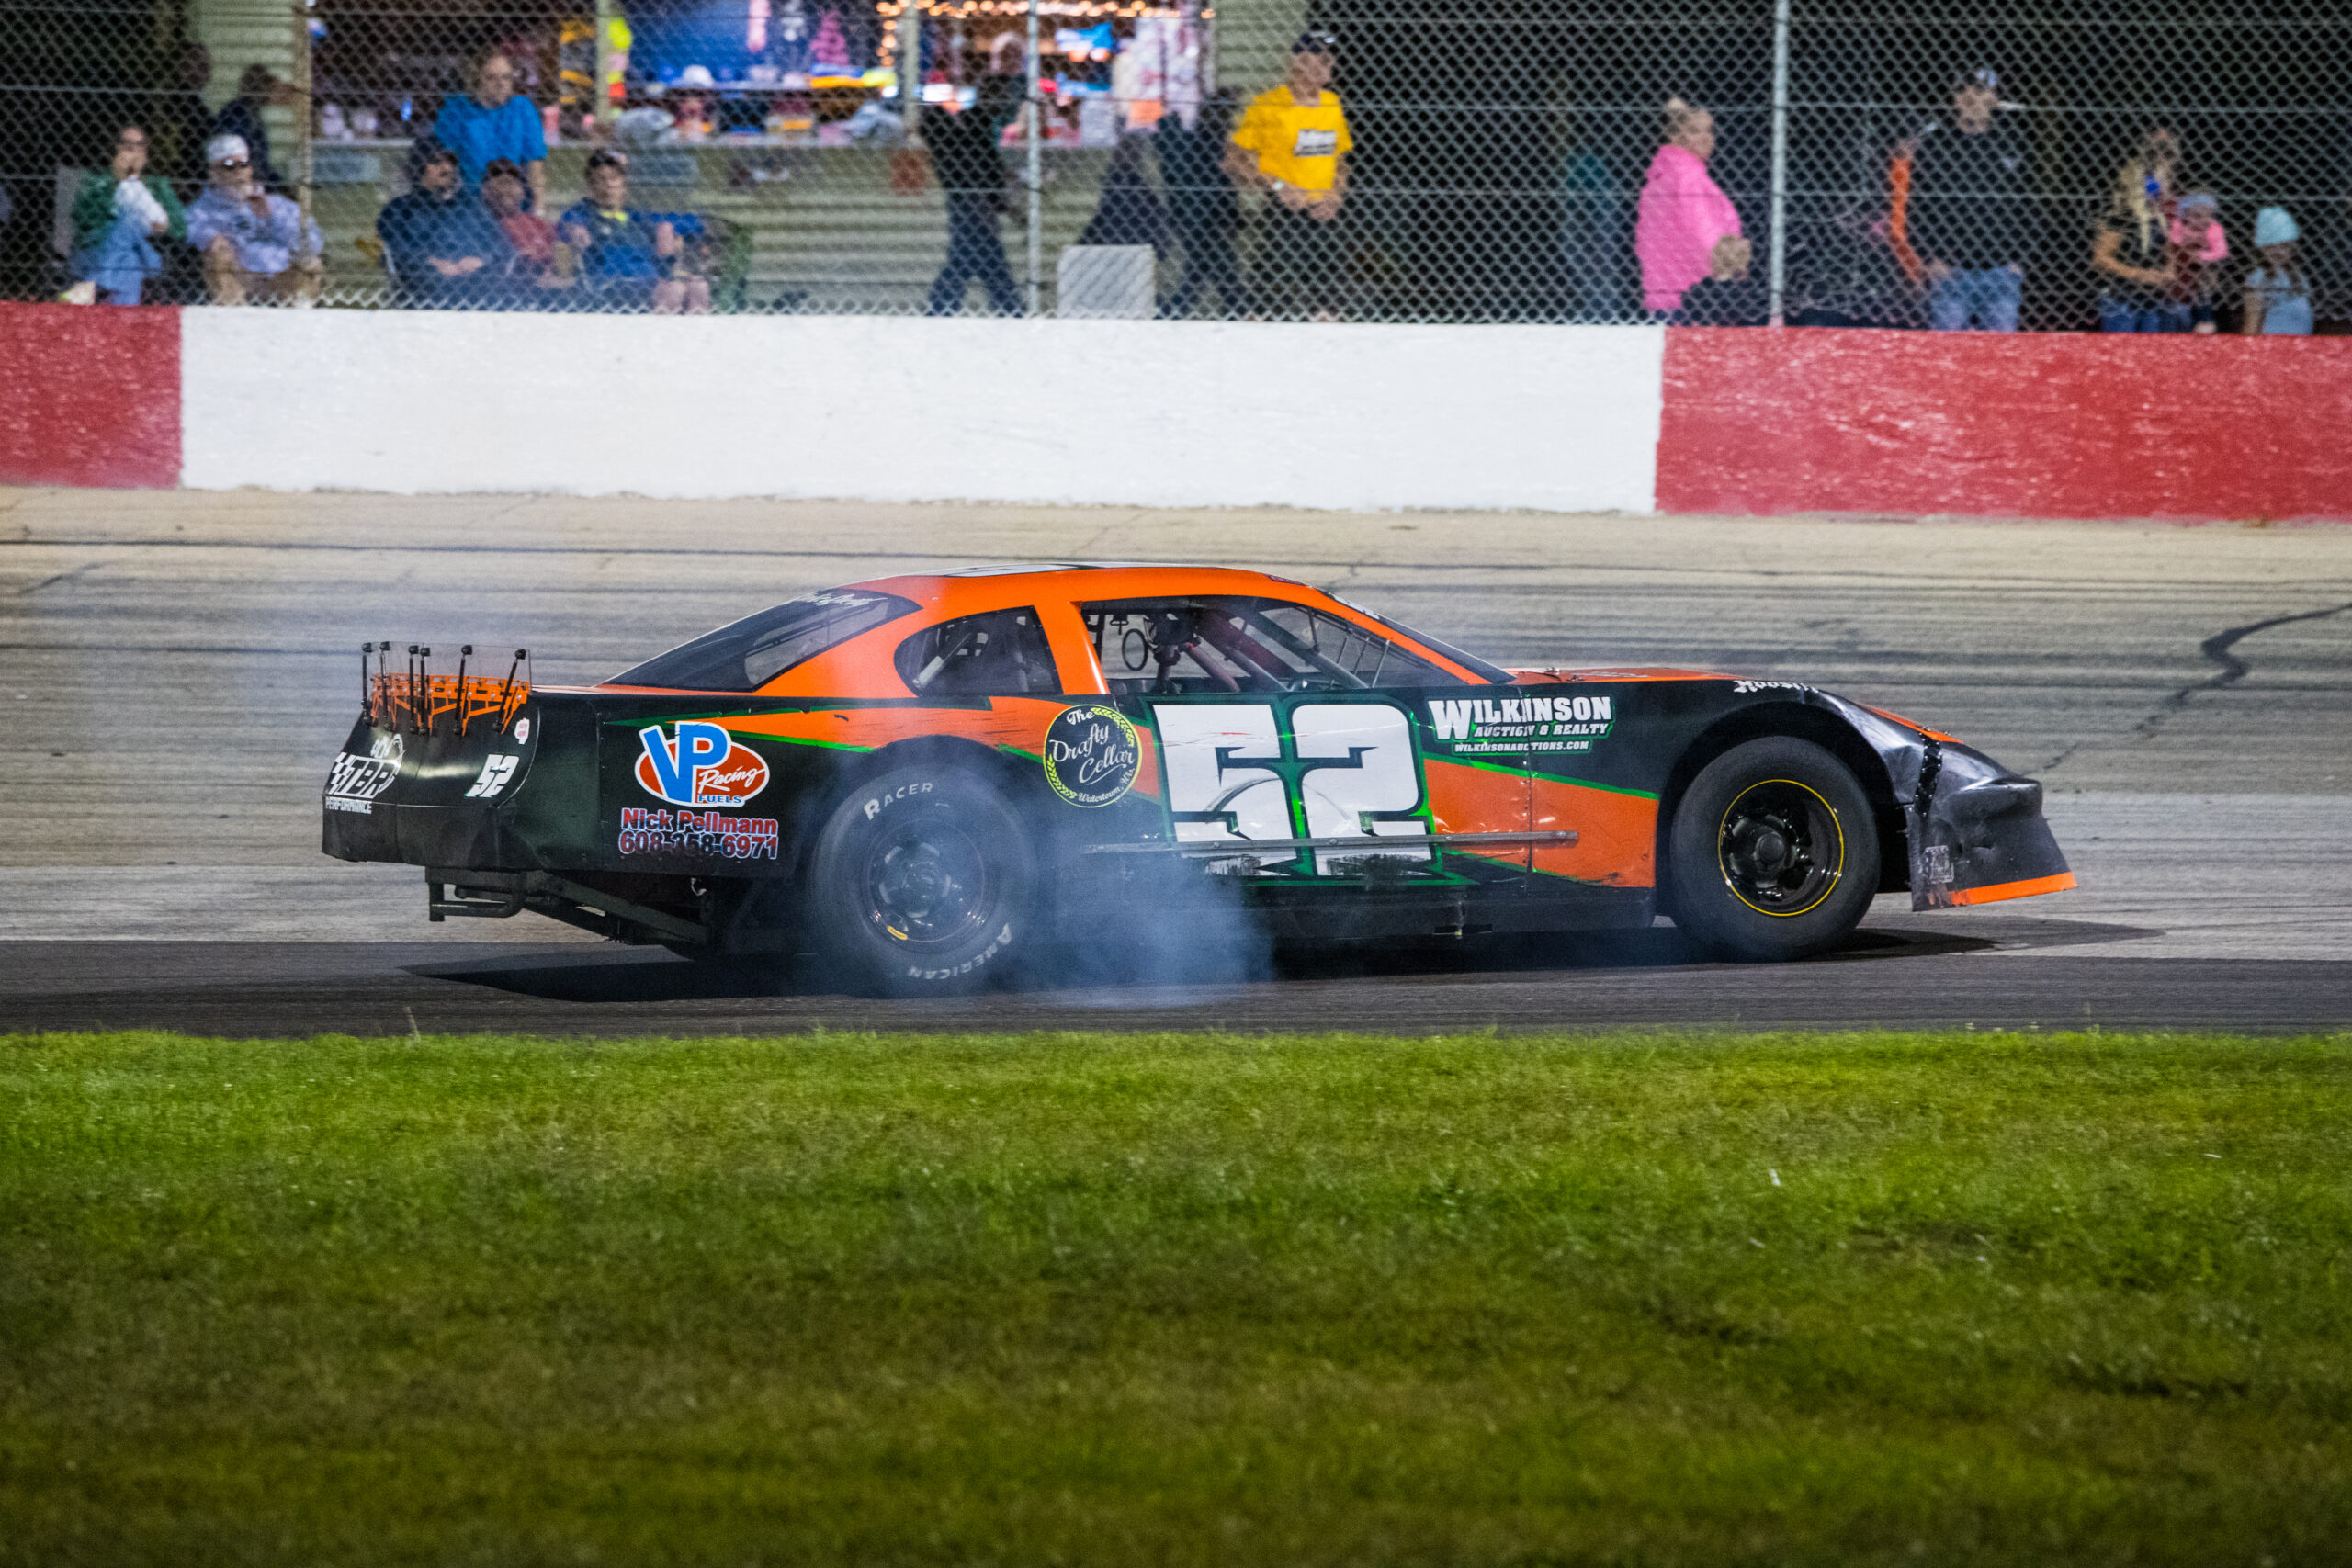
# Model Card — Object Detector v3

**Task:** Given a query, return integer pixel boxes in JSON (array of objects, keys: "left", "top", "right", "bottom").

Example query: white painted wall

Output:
[{"left": 182, "top": 311, "right": 1664, "bottom": 512}]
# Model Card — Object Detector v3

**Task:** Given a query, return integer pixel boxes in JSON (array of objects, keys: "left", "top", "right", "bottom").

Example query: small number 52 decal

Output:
[{"left": 465, "top": 754, "right": 522, "bottom": 799}]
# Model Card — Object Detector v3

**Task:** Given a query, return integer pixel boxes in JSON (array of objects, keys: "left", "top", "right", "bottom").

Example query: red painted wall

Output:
[
  {"left": 0, "top": 303, "right": 181, "bottom": 488},
  {"left": 1657, "top": 327, "right": 2352, "bottom": 521}
]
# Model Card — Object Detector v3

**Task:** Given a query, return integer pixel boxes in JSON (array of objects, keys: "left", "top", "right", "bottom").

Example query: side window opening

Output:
[
  {"left": 1080, "top": 597, "right": 1467, "bottom": 696},
  {"left": 611, "top": 592, "right": 919, "bottom": 692},
  {"left": 894, "top": 608, "right": 1061, "bottom": 696}
]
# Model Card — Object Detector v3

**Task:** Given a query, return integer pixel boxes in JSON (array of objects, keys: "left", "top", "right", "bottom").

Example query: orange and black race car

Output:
[{"left": 324, "top": 564, "right": 2073, "bottom": 992}]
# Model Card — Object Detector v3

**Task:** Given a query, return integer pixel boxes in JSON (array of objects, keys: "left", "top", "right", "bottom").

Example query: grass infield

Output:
[{"left": 3, "top": 1028, "right": 2348, "bottom": 1565}]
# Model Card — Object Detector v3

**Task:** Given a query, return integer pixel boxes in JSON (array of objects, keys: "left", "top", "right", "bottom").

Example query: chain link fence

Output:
[{"left": 2, "top": 1, "right": 2346, "bottom": 330}]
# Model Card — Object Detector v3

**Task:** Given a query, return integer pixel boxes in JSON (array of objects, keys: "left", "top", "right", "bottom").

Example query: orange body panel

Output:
[
  {"left": 1425, "top": 759, "right": 1660, "bottom": 887},
  {"left": 1946, "top": 872, "right": 2077, "bottom": 907},
  {"left": 1507, "top": 667, "right": 1724, "bottom": 684},
  {"left": 1531, "top": 775, "right": 1659, "bottom": 887}
]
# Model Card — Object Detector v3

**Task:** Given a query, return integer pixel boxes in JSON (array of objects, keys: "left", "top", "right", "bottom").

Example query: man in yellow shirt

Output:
[{"left": 1222, "top": 32, "right": 1351, "bottom": 319}]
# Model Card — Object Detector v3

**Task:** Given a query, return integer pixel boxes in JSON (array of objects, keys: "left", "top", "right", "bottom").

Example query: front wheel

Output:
[
  {"left": 1668, "top": 736, "right": 1880, "bottom": 962},
  {"left": 807, "top": 762, "right": 1039, "bottom": 996}
]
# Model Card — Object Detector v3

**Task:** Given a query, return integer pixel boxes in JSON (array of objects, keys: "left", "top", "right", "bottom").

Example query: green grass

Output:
[{"left": 3, "top": 1028, "right": 2349, "bottom": 1566}]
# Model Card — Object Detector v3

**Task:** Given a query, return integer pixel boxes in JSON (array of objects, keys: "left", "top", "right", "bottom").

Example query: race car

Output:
[{"left": 323, "top": 564, "right": 2073, "bottom": 992}]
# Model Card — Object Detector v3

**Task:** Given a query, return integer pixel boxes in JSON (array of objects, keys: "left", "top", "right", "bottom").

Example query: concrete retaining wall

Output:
[{"left": 5, "top": 302, "right": 2346, "bottom": 521}]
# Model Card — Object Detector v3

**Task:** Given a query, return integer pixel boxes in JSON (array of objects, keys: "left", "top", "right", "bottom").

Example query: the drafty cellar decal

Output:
[
  {"left": 636, "top": 721, "right": 772, "bottom": 808},
  {"left": 1151, "top": 700, "right": 1432, "bottom": 876},
  {"left": 1043, "top": 705, "right": 1141, "bottom": 807},
  {"left": 1425, "top": 694, "right": 1615, "bottom": 755}
]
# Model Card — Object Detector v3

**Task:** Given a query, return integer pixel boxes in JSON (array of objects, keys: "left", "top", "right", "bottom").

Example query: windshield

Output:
[
  {"left": 1081, "top": 596, "right": 1480, "bottom": 695},
  {"left": 1322, "top": 592, "right": 1511, "bottom": 683},
  {"left": 610, "top": 592, "right": 919, "bottom": 692}
]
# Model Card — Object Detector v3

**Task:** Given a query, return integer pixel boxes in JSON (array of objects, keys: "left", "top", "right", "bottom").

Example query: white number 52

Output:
[{"left": 1150, "top": 702, "right": 1431, "bottom": 874}]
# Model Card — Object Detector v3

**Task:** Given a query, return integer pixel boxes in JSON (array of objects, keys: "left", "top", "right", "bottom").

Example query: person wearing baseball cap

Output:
[
  {"left": 1222, "top": 30, "right": 1352, "bottom": 319},
  {"left": 186, "top": 131, "right": 324, "bottom": 305},
  {"left": 1908, "top": 65, "right": 2032, "bottom": 331}
]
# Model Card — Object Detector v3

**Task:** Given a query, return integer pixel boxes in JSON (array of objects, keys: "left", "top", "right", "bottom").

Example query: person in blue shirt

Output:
[
  {"left": 557, "top": 150, "right": 709, "bottom": 312},
  {"left": 377, "top": 139, "right": 512, "bottom": 309},
  {"left": 433, "top": 50, "right": 547, "bottom": 209}
]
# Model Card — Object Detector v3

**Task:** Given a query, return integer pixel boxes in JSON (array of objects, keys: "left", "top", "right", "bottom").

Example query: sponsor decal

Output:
[
  {"left": 325, "top": 731, "right": 403, "bottom": 808},
  {"left": 1043, "top": 705, "right": 1141, "bottom": 808},
  {"left": 617, "top": 807, "right": 779, "bottom": 861},
  {"left": 1733, "top": 680, "right": 1812, "bottom": 694},
  {"left": 636, "top": 721, "right": 771, "bottom": 808},
  {"left": 1923, "top": 844, "right": 1954, "bottom": 885},
  {"left": 514, "top": 717, "right": 531, "bottom": 743},
  {"left": 464, "top": 753, "right": 522, "bottom": 799},
  {"left": 1424, "top": 695, "right": 1614, "bottom": 755}
]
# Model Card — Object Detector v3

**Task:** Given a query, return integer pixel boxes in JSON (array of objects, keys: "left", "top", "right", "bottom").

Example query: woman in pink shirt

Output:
[{"left": 1635, "top": 98, "right": 1743, "bottom": 316}]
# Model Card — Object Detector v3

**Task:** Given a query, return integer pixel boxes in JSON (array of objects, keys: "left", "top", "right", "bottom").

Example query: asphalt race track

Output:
[{"left": 4, "top": 489, "right": 2346, "bottom": 1036}]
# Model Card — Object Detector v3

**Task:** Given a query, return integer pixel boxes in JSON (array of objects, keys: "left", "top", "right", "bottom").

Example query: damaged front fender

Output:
[{"left": 1813, "top": 694, "right": 2075, "bottom": 912}]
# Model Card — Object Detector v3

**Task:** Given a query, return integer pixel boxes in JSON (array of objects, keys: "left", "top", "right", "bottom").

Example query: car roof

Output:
[{"left": 838, "top": 562, "right": 1320, "bottom": 612}]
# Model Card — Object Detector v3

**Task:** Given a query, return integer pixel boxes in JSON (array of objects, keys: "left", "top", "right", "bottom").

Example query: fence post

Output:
[
  {"left": 594, "top": 0, "right": 621, "bottom": 128},
  {"left": 1025, "top": 0, "right": 1044, "bottom": 315},
  {"left": 900, "top": 0, "right": 923, "bottom": 140},
  {"left": 1768, "top": 0, "right": 1792, "bottom": 325}
]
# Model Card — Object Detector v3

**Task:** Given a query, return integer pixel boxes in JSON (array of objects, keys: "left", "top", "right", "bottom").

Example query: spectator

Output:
[
  {"left": 481, "top": 157, "right": 566, "bottom": 299},
  {"left": 2092, "top": 128, "right": 2188, "bottom": 333},
  {"left": 376, "top": 139, "right": 509, "bottom": 310},
  {"left": 153, "top": 43, "right": 214, "bottom": 187},
  {"left": 557, "top": 150, "right": 707, "bottom": 313},
  {"left": 1159, "top": 89, "right": 1254, "bottom": 319},
  {"left": 1908, "top": 67, "right": 2030, "bottom": 332},
  {"left": 435, "top": 50, "right": 548, "bottom": 209},
  {"left": 1635, "top": 97, "right": 1740, "bottom": 317},
  {"left": 1561, "top": 140, "right": 1634, "bottom": 321},
  {"left": 211, "top": 65, "right": 293, "bottom": 190},
  {"left": 67, "top": 125, "right": 187, "bottom": 305},
  {"left": 921, "top": 71, "right": 1024, "bottom": 317},
  {"left": 2169, "top": 191, "right": 2227, "bottom": 333},
  {"left": 1223, "top": 31, "right": 1352, "bottom": 321},
  {"left": 2243, "top": 207, "right": 2313, "bottom": 336},
  {"left": 186, "top": 133, "right": 324, "bottom": 306},
  {"left": 1670, "top": 235, "right": 1768, "bottom": 326},
  {"left": 1077, "top": 135, "right": 1166, "bottom": 251}
]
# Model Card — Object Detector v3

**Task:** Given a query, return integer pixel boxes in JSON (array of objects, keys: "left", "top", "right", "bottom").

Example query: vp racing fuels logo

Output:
[
  {"left": 1425, "top": 694, "right": 1614, "bottom": 755},
  {"left": 325, "top": 732, "right": 402, "bottom": 814},
  {"left": 636, "top": 721, "right": 772, "bottom": 808},
  {"left": 1043, "top": 705, "right": 1141, "bottom": 808}
]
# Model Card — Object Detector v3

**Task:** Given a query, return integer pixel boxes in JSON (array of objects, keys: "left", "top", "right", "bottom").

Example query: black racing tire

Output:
[
  {"left": 807, "top": 762, "right": 1039, "bottom": 997},
  {"left": 1668, "top": 736, "right": 1880, "bottom": 962}
]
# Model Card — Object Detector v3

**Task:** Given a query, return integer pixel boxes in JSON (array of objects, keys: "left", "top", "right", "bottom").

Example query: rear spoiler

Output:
[{"left": 362, "top": 642, "right": 532, "bottom": 738}]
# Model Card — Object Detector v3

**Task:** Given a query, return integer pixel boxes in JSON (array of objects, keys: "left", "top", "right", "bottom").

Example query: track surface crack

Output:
[{"left": 2040, "top": 597, "right": 2352, "bottom": 774}]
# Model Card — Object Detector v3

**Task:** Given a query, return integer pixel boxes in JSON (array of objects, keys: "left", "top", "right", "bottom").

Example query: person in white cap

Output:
[
  {"left": 2242, "top": 207, "right": 2313, "bottom": 335},
  {"left": 186, "top": 132, "right": 324, "bottom": 305}
]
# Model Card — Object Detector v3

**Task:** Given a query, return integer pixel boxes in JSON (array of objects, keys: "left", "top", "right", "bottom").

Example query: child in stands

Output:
[{"left": 2241, "top": 207, "right": 2313, "bottom": 336}]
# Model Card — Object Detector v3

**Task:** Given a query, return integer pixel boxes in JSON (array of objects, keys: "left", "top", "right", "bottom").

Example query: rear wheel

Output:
[
  {"left": 807, "top": 762, "right": 1038, "bottom": 996},
  {"left": 1668, "top": 736, "right": 1879, "bottom": 962}
]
